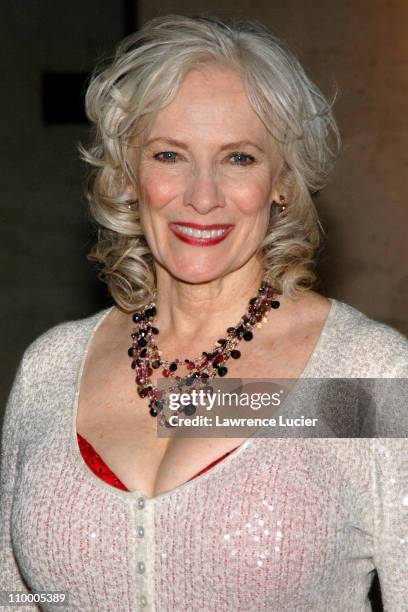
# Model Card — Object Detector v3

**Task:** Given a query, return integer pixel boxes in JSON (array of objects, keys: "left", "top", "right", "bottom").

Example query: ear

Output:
[
  {"left": 124, "top": 184, "right": 135, "bottom": 197},
  {"left": 124, "top": 180, "right": 138, "bottom": 202},
  {"left": 271, "top": 160, "right": 294, "bottom": 203}
]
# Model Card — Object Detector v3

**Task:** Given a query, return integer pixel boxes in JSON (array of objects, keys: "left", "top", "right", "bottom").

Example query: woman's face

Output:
[{"left": 132, "top": 64, "right": 284, "bottom": 285}]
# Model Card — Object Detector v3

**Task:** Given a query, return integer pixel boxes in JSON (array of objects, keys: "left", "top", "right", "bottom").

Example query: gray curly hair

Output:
[{"left": 79, "top": 13, "right": 341, "bottom": 311}]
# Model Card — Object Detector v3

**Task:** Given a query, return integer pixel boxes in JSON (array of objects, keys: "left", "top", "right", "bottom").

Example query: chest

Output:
[{"left": 75, "top": 318, "right": 322, "bottom": 497}]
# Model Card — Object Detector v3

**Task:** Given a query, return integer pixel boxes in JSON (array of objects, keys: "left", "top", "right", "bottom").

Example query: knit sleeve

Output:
[
  {"left": 0, "top": 350, "right": 40, "bottom": 610},
  {"left": 372, "top": 436, "right": 408, "bottom": 611}
]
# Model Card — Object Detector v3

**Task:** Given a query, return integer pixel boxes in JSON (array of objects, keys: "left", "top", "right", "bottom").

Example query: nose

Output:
[{"left": 183, "top": 171, "right": 226, "bottom": 215}]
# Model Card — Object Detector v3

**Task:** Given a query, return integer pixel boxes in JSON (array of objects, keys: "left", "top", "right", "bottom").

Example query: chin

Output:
[{"left": 166, "top": 261, "right": 230, "bottom": 285}]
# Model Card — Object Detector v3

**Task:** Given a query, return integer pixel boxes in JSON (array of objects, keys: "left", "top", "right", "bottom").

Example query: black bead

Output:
[
  {"left": 138, "top": 338, "right": 147, "bottom": 348},
  {"left": 217, "top": 366, "right": 228, "bottom": 377},
  {"left": 169, "top": 362, "right": 178, "bottom": 372},
  {"left": 140, "top": 348, "right": 148, "bottom": 358},
  {"left": 128, "top": 346, "right": 135, "bottom": 357},
  {"left": 151, "top": 327, "right": 159, "bottom": 335},
  {"left": 270, "top": 300, "right": 280, "bottom": 309},
  {"left": 185, "top": 377, "right": 194, "bottom": 386},
  {"left": 150, "top": 400, "right": 163, "bottom": 413},
  {"left": 227, "top": 327, "right": 235, "bottom": 334},
  {"left": 149, "top": 407, "right": 158, "bottom": 417},
  {"left": 243, "top": 330, "right": 253, "bottom": 341},
  {"left": 235, "top": 325, "right": 244, "bottom": 336},
  {"left": 152, "top": 359, "right": 161, "bottom": 369},
  {"left": 249, "top": 297, "right": 258, "bottom": 305},
  {"left": 145, "top": 306, "right": 157, "bottom": 318},
  {"left": 132, "top": 313, "right": 144, "bottom": 323},
  {"left": 231, "top": 349, "right": 241, "bottom": 359},
  {"left": 184, "top": 404, "right": 196, "bottom": 416},
  {"left": 131, "top": 359, "right": 137, "bottom": 369}
]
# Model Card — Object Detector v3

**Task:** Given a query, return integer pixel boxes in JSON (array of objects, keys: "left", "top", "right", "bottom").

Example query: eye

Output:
[
  {"left": 154, "top": 151, "right": 178, "bottom": 163},
  {"left": 229, "top": 152, "right": 255, "bottom": 166}
]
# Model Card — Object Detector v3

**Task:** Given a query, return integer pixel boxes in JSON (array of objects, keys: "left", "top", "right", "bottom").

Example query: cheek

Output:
[
  {"left": 139, "top": 165, "right": 181, "bottom": 210},
  {"left": 231, "top": 182, "right": 272, "bottom": 217}
]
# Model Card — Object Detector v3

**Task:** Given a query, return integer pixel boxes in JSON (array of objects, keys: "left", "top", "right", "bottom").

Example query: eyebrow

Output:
[{"left": 144, "top": 137, "right": 265, "bottom": 153}]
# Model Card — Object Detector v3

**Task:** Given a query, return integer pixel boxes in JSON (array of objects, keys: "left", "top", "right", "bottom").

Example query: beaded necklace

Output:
[{"left": 128, "top": 279, "right": 280, "bottom": 426}]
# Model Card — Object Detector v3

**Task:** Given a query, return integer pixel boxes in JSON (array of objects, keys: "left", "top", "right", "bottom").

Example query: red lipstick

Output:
[{"left": 169, "top": 222, "right": 234, "bottom": 247}]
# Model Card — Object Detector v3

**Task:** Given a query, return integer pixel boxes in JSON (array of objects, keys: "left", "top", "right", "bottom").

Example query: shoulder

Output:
[
  {"left": 21, "top": 306, "right": 114, "bottom": 377},
  {"left": 321, "top": 298, "right": 408, "bottom": 377},
  {"left": 3, "top": 306, "right": 114, "bottom": 439}
]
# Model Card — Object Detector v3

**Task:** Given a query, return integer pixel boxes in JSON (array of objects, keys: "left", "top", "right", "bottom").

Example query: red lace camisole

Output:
[{"left": 77, "top": 432, "right": 239, "bottom": 492}]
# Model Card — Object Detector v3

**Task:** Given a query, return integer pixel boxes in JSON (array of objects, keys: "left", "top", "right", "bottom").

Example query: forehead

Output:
[{"left": 146, "top": 65, "right": 271, "bottom": 147}]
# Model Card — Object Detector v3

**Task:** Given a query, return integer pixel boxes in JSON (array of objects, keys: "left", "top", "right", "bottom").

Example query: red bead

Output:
[
  {"left": 213, "top": 354, "right": 223, "bottom": 365},
  {"left": 162, "top": 369, "right": 170, "bottom": 377},
  {"left": 187, "top": 361, "right": 195, "bottom": 370}
]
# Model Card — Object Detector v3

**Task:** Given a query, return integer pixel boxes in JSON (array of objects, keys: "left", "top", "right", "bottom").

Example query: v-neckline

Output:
[
  {"left": 69, "top": 298, "right": 337, "bottom": 502},
  {"left": 76, "top": 430, "right": 240, "bottom": 491}
]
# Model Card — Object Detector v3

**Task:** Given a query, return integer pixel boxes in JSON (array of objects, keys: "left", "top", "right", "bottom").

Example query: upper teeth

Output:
[{"left": 173, "top": 224, "right": 227, "bottom": 238}]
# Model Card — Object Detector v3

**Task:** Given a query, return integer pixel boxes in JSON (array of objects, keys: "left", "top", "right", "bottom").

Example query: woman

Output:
[{"left": 1, "top": 14, "right": 407, "bottom": 612}]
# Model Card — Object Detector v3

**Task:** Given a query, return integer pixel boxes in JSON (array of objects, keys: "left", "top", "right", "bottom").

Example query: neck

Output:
[{"left": 153, "top": 260, "right": 266, "bottom": 358}]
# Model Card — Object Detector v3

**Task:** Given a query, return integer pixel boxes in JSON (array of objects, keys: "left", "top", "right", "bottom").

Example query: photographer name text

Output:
[{"left": 167, "top": 415, "right": 318, "bottom": 427}]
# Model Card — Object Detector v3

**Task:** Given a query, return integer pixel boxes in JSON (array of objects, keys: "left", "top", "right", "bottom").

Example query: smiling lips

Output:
[{"left": 169, "top": 222, "right": 234, "bottom": 246}]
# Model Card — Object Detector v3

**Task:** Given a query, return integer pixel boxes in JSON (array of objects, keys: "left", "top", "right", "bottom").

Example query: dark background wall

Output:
[
  {"left": 3, "top": 2, "right": 406, "bottom": 609},
  {"left": 1, "top": 0, "right": 126, "bottom": 394}
]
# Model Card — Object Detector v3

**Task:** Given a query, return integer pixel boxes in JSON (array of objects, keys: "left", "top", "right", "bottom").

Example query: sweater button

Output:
[
  {"left": 137, "top": 526, "right": 145, "bottom": 537},
  {"left": 140, "top": 594, "right": 148, "bottom": 607},
  {"left": 137, "top": 497, "right": 145, "bottom": 509},
  {"left": 138, "top": 561, "right": 146, "bottom": 574}
]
